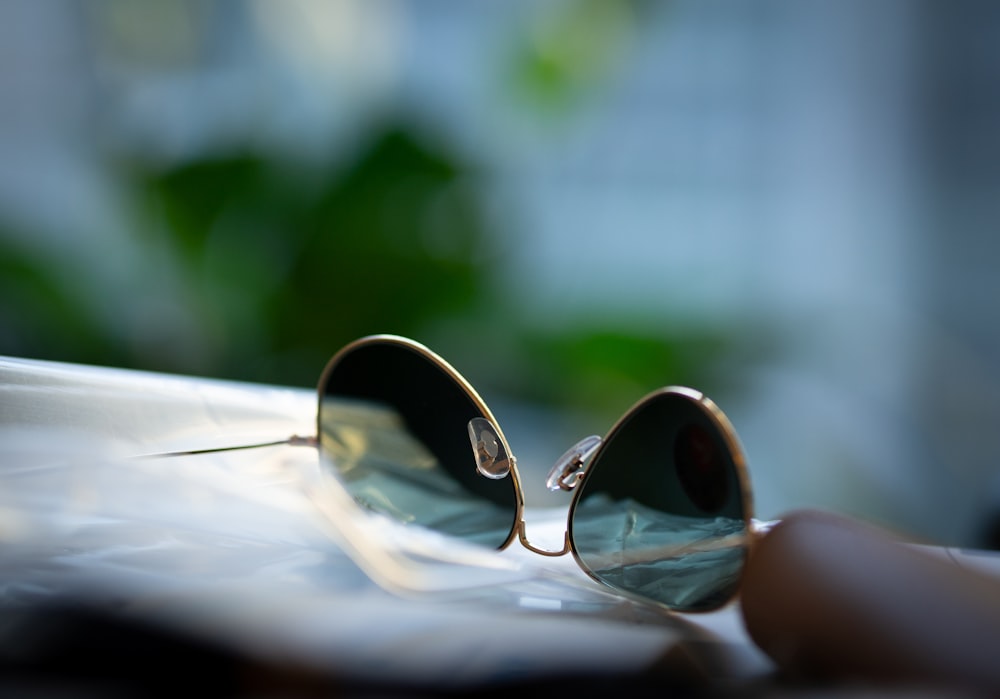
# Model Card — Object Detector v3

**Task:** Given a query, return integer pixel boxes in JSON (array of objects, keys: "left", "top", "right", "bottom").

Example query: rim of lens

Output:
[
  {"left": 566, "top": 386, "right": 753, "bottom": 612},
  {"left": 315, "top": 334, "right": 525, "bottom": 550}
]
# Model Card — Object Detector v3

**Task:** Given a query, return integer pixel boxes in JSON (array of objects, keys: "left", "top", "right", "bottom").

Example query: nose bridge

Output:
[
  {"left": 512, "top": 434, "right": 605, "bottom": 558},
  {"left": 515, "top": 519, "right": 572, "bottom": 557},
  {"left": 468, "top": 418, "right": 598, "bottom": 558}
]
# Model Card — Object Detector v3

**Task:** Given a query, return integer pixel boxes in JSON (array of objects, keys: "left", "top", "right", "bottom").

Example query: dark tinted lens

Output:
[
  {"left": 317, "top": 339, "right": 518, "bottom": 549},
  {"left": 569, "top": 390, "right": 749, "bottom": 611}
]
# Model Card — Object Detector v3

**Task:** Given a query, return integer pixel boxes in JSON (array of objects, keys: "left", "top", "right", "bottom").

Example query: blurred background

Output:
[{"left": 1, "top": 0, "right": 999, "bottom": 548}]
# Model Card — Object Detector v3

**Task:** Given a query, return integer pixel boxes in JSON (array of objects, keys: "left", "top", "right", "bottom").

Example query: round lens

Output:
[
  {"left": 568, "top": 389, "right": 750, "bottom": 612},
  {"left": 316, "top": 337, "right": 519, "bottom": 549}
]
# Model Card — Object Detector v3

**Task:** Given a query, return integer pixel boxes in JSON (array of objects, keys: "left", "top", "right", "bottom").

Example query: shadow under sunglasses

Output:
[{"left": 316, "top": 335, "right": 755, "bottom": 613}]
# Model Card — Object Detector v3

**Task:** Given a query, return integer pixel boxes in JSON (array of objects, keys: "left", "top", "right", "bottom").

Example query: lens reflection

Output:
[
  {"left": 318, "top": 339, "right": 518, "bottom": 549},
  {"left": 569, "top": 390, "right": 749, "bottom": 612}
]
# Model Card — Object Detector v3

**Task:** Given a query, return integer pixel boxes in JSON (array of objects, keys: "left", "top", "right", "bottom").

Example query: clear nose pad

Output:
[
  {"left": 467, "top": 417, "right": 513, "bottom": 479},
  {"left": 545, "top": 435, "right": 602, "bottom": 492}
]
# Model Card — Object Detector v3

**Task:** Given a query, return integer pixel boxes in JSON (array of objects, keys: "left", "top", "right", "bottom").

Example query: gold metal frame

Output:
[{"left": 318, "top": 335, "right": 755, "bottom": 612}]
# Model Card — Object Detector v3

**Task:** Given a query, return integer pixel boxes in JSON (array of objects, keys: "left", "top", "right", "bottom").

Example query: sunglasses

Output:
[{"left": 313, "top": 334, "right": 754, "bottom": 613}]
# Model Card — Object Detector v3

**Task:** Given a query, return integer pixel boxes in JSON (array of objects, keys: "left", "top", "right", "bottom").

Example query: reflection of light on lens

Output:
[{"left": 675, "top": 423, "right": 728, "bottom": 513}]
